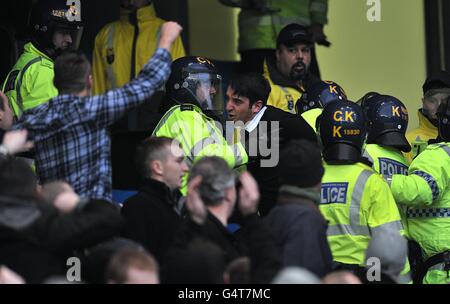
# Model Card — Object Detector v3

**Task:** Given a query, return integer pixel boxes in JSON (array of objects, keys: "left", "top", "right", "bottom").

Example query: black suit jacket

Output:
[
  {"left": 244, "top": 106, "right": 317, "bottom": 215},
  {"left": 121, "top": 179, "right": 183, "bottom": 263}
]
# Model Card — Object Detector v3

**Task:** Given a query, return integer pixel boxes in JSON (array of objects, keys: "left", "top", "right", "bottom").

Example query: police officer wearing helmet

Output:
[
  {"left": 317, "top": 100, "right": 408, "bottom": 282},
  {"left": 163, "top": 56, "right": 225, "bottom": 120},
  {"left": 360, "top": 94, "right": 411, "bottom": 180},
  {"left": 298, "top": 80, "right": 347, "bottom": 130},
  {"left": 2, "top": 0, "right": 83, "bottom": 119},
  {"left": 152, "top": 56, "right": 248, "bottom": 195},
  {"left": 358, "top": 94, "right": 413, "bottom": 283},
  {"left": 390, "top": 96, "right": 450, "bottom": 284}
]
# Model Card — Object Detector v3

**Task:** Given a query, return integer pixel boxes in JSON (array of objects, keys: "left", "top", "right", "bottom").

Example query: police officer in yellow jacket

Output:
[
  {"left": 2, "top": 0, "right": 83, "bottom": 119},
  {"left": 298, "top": 80, "right": 347, "bottom": 130},
  {"left": 152, "top": 56, "right": 248, "bottom": 194},
  {"left": 390, "top": 97, "right": 450, "bottom": 284},
  {"left": 317, "top": 100, "right": 409, "bottom": 282},
  {"left": 92, "top": 0, "right": 185, "bottom": 94},
  {"left": 405, "top": 71, "right": 450, "bottom": 163},
  {"left": 263, "top": 23, "right": 320, "bottom": 114}
]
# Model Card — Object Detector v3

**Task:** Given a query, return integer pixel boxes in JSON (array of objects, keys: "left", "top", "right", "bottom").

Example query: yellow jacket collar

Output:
[
  {"left": 263, "top": 58, "right": 305, "bottom": 92},
  {"left": 26, "top": 42, "right": 53, "bottom": 62},
  {"left": 418, "top": 109, "right": 437, "bottom": 131},
  {"left": 120, "top": 4, "right": 156, "bottom": 22}
]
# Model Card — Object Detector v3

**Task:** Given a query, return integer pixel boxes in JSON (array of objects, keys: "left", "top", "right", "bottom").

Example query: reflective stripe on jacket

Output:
[
  {"left": 405, "top": 110, "right": 438, "bottom": 163},
  {"left": 2, "top": 42, "right": 57, "bottom": 118},
  {"left": 320, "top": 162, "right": 403, "bottom": 266},
  {"left": 238, "top": 0, "right": 328, "bottom": 51},
  {"left": 153, "top": 104, "right": 248, "bottom": 194},
  {"left": 92, "top": 5, "right": 185, "bottom": 94}
]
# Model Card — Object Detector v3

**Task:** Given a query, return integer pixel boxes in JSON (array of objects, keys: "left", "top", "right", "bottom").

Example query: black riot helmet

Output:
[
  {"left": 298, "top": 80, "right": 347, "bottom": 114},
  {"left": 360, "top": 94, "right": 411, "bottom": 152},
  {"left": 318, "top": 100, "right": 367, "bottom": 163},
  {"left": 356, "top": 91, "right": 381, "bottom": 106},
  {"left": 29, "top": 0, "right": 83, "bottom": 58},
  {"left": 166, "top": 56, "right": 224, "bottom": 117},
  {"left": 437, "top": 96, "right": 450, "bottom": 141}
]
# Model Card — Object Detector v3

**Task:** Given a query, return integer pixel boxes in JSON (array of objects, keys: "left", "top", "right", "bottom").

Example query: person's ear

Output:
[
  {"left": 35, "top": 184, "right": 43, "bottom": 200},
  {"left": 224, "top": 186, "right": 236, "bottom": 209},
  {"left": 87, "top": 74, "right": 93, "bottom": 91},
  {"left": 252, "top": 100, "right": 263, "bottom": 114},
  {"left": 275, "top": 48, "right": 281, "bottom": 62},
  {"left": 151, "top": 160, "right": 164, "bottom": 176}
]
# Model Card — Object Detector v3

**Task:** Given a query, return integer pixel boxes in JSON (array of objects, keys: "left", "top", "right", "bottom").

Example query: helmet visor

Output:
[
  {"left": 187, "top": 73, "right": 224, "bottom": 113},
  {"left": 53, "top": 25, "right": 83, "bottom": 50}
]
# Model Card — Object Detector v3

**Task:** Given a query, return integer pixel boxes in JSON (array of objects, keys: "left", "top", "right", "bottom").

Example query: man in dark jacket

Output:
[
  {"left": 0, "top": 157, "right": 123, "bottom": 283},
  {"left": 265, "top": 139, "right": 333, "bottom": 278},
  {"left": 121, "top": 137, "right": 188, "bottom": 263},
  {"left": 226, "top": 72, "right": 317, "bottom": 215},
  {"left": 163, "top": 157, "right": 281, "bottom": 284}
]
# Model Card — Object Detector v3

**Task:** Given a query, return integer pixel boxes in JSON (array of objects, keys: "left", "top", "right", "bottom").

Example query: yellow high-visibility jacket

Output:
[{"left": 92, "top": 5, "right": 185, "bottom": 94}]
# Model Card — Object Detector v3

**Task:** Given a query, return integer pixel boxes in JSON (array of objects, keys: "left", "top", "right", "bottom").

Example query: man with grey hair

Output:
[
  {"left": 121, "top": 136, "right": 188, "bottom": 263},
  {"left": 162, "top": 157, "right": 281, "bottom": 284}
]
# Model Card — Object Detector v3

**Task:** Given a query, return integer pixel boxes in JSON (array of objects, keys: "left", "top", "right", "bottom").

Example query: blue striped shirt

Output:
[{"left": 14, "top": 48, "right": 172, "bottom": 202}]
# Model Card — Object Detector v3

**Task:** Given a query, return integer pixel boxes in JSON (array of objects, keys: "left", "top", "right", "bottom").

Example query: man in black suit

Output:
[{"left": 226, "top": 72, "right": 317, "bottom": 215}]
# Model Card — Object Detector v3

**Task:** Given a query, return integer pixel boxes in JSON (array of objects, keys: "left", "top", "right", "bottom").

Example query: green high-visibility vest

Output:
[
  {"left": 363, "top": 143, "right": 411, "bottom": 243},
  {"left": 153, "top": 104, "right": 248, "bottom": 195},
  {"left": 391, "top": 142, "right": 450, "bottom": 284},
  {"left": 320, "top": 162, "right": 404, "bottom": 265},
  {"left": 238, "top": 0, "right": 328, "bottom": 51},
  {"left": 363, "top": 144, "right": 409, "bottom": 180},
  {"left": 2, "top": 42, "right": 58, "bottom": 118},
  {"left": 301, "top": 108, "right": 322, "bottom": 131}
]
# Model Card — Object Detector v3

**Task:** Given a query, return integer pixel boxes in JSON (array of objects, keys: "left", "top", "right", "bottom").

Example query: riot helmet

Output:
[
  {"left": 29, "top": 0, "right": 83, "bottom": 58},
  {"left": 360, "top": 94, "right": 411, "bottom": 152},
  {"left": 318, "top": 100, "right": 367, "bottom": 162},
  {"left": 166, "top": 56, "right": 224, "bottom": 117},
  {"left": 298, "top": 80, "right": 347, "bottom": 114}
]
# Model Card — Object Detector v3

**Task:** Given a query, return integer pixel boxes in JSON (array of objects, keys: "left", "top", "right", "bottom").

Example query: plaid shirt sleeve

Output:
[{"left": 81, "top": 48, "right": 172, "bottom": 127}]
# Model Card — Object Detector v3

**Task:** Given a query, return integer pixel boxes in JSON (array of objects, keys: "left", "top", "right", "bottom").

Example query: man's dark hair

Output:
[
  {"left": 422, "top": 70, "right": 450, "bottom": 94},
  {"left": 279, "top": 139, "right": 324, "bottom": 188},
  {"left": 135, "top": 137, "right": 179, "bottom": 179},
  {"left": 162, "top": 238, "right": 225, "bottom": 284},
  {"left": 229, "top": 73, "right": 271, "bottom": 107},
  {"left": 53, "top": 50, "right": 91, "bottom": 94},
  {"left": 0, "top": 157, "right": 37, "bottom": 199}
]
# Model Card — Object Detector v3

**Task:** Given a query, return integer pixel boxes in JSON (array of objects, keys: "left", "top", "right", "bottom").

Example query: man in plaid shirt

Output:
[{"left": 13, "top": 22, "right": 183, "bottom": 202}]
